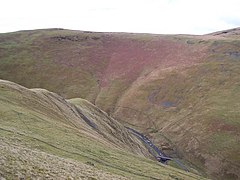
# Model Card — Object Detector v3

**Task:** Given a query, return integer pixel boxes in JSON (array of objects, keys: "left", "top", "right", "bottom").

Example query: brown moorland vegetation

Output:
[{"left": 0, "top": 27, "right": 240, "bottom": 179}]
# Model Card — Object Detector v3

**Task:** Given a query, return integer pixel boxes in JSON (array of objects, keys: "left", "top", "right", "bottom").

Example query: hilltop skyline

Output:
[{"left": 1, "top": 0, "right": 240, "bottom": 34}]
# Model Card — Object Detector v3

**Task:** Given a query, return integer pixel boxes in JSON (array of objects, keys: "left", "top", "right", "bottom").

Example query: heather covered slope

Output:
[
  {"left": 113, "top": 29, "right": 240, "bottom": 179},
  {"left": 0, "top": 79, "right": 204, "bottom": 179},
  {"left": 0, "top": 29, "right": 207, "bottom": 104},
  {"left": 0, "top": 28, "right": 240, "bottom": 179},
  {"left": 114, "top": 59, "right": 240, "bottom": 179}
]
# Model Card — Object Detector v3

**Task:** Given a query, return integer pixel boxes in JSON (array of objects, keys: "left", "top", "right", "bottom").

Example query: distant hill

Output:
[
  {"left": 207, "top": 27, "right": 240, "bottom": 37},
  {"left": 0, "top": 28, "right": 239, "bottom": 179}
]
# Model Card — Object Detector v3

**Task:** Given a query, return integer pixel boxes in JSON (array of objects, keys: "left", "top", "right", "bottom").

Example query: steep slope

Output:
[
  {"left": 0, "top": 79, "right": 203, "bottom": 179},
  {"left": 0, "top": 29, "right": 207, "bottom": 106},
  {"left": 0, "top": 28, "right": 239, "bottom": 179},
  {"left": 112, "top": 30, "right": 240, "bottom": 179},
  {"left": 113, "top": 59, "right": 240, "bottom": 179}
]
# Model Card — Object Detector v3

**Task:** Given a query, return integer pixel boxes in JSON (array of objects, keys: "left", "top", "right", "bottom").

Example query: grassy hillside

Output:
[
  {"left": 0, "top": 28, "right": 239, "bottom": 179},
  {"left": 0, "top": 29, "right": 207, "bottom": 102},
  {"left": 112, "top": 29, "right": 240, "bottom": 179},
  {"left": 114, "top": 59, "right": 240, "bottom": 179},
  {"left": 0, "top": 79, "right": 205, "bottom": 179}
]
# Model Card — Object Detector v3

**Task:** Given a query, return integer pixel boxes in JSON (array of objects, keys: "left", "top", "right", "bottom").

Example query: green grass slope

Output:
[
  {"left": 0, "top": 28, "right": 207, "bottom": 103},
  {"left": 0, "top": 79, "right": 204, "bottom": 179},
  {"left": 113, "top": 56, "right": 240, "bottom": 179},
  {"left": 0, "top": 28, "right": 239, "bottom": 179}
]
